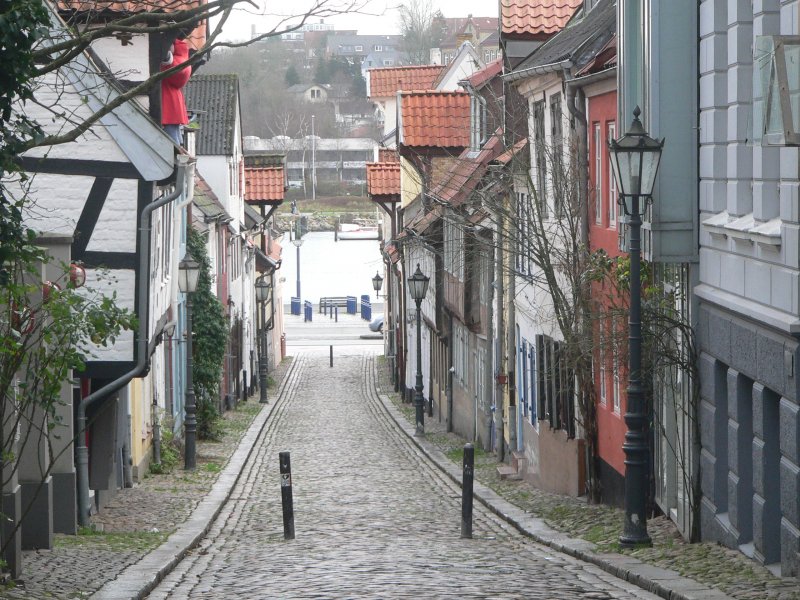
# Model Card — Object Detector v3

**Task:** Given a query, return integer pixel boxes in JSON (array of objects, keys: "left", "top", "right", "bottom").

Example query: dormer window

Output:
[
  {"left": 754, "top": 36, "right": 800, "bottom": 146},
  {"left": 469, "top": 93, "right": 487, "bottom": 151}
]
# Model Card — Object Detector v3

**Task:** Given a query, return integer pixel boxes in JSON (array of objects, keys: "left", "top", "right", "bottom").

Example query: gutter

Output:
[
  {"left": 501, "top": 59, "right": 573, "bottom": 83},
  {"left": 76, "top": 155, "right": 192, "bottom": 527}
]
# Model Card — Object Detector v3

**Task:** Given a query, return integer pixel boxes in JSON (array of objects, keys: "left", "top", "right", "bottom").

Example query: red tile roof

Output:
[
  {"left": 501, "top": 0, "right": 582, "bottom": 37},
  {"left": 245, "top": 166, "right": 285, "bottom": 203},
  {"left": 58, "top": 1, "right": 207, "bottom": 48},
  {"left": 467, "top": 58, "right": 503, "bottom": 89},
  {"left": 368, "top": 65, "right": 446, "bottom": 98},
  {"left": 399, "top": 91, "right": 471, "bottom": 149},
  {"left": 432, "top": 132, "right": 506, "bottom": 206},
  {"left": 366, "top": 163, "right": 401, "bottom": 199}
]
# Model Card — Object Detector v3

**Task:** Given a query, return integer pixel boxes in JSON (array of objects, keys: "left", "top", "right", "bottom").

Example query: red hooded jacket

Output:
[{"left": 161, "top": 38, "right": 192, "bottom": 126}]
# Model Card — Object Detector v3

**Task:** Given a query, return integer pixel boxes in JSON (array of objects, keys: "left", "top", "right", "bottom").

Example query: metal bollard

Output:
[
  {"left": 279, "top": 452, "right": 295, "bottom": 540},
  {"left": 329, "top": 344, "right": 333, "bottom": 367},
  {"left": 335, "top": 306, "right": 338, "bottom": 322},
  {"left": 461, "top": 443, "right": 474, "bottom": 539}
]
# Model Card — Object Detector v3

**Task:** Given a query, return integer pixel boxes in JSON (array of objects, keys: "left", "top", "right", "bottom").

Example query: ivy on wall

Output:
[{"left": 186, "top": 227, "right": 228, "bottom": 439}]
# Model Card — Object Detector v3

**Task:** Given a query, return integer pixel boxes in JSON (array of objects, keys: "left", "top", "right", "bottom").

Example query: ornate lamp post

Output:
[
  {"left": 178, "top": 251, "right": 201, "bottom": 470},
  {"left": 291, "top": 221, "right": 304, "bottom": 300},
  {"left": 407, "top": 264, "right": 430, "bottom": 436},
  {"left": 372, "top": 271, "right": 384, "bottom": 299},
  {"left": 255, "top": 274, "right": 273, "bottom": 404},
  {"left": 609, "top": 106, "right": 664, "bottom": 547}
]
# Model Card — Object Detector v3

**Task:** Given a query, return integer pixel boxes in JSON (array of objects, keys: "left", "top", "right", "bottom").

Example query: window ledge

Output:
[{"left": 702, "top": 211, "right": 731, "bottom": 239}]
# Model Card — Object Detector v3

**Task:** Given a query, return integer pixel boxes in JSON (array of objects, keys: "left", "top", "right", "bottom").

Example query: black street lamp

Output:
[
  {"left": 372, "top": 270, "right": 384, "bottom": 299},
  {"left": 178, "top": 251, "right": 201, "bottom": 470},
  {"left": 255, "top": 274, "right": 273, "bottom": 404},
  {"left": 292, "top": 221, "right": 304, "bottom": 300},
  {"left": 609, "top": 106, "right": 664, "bottom": 548},
  {"left": 407, "top": 263, "right": 430, "bottom": 436}
]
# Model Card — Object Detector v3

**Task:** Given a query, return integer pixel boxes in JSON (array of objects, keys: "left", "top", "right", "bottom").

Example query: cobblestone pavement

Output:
[
  {"left": 372, "top": 359, "right": 800, "bottom": 600},
  {"left": 0, "top": 359, "right": 291, "bottom": 600},
  {"left": 149, "top": 350, "right": 661, "bottom": 600}
]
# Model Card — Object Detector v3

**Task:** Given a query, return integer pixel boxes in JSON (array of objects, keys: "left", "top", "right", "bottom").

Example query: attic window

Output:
[{"left": 753, "top": 36, "right": 800, "bottom": 146}]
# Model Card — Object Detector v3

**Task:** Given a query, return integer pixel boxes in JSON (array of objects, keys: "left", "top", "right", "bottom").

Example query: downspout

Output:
[
  {"left": 483, "top": 235, "right": 495, "bottom": 449},
  {"left": 495, "top": 207, "right": 505, "bottom": 462},
  {"left": 76, "top": 156, "right": 191, "bottom": 527}
]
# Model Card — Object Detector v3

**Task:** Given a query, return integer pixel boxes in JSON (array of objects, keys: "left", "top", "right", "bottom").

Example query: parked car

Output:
[{"left": 369, "top": 315, "right": 384, "bottom": 333}]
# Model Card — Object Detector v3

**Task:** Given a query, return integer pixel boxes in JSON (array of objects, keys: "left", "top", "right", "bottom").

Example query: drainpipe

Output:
[
  {"left": 495, "top": 209, "right": 505, "bottom": 462},
  {"left": 507, "top": 195, "right": 517, "bottom": 454},
  {"left": 483, "top": 237, "right": 495, "bottom": 448},
  {"left": 75, "top": 156, "right": 191, "bottom": 527}
]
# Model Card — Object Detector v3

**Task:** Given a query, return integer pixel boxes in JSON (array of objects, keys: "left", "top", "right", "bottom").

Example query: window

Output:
[
  {"left": 374, "top": 45, "right": 382, "bottom": 51},
  {"left": 453, "top": 322, "right": 468, "bottom": 385},
  {"left": 550, "top": 93, "right": 563, "bottom": 217},
  {"left": 608, "top": 122, "right": 617, "bottom": 225},
  {"left": 754, "top": 36, "right": 800, "bottom": 145},
  {"left": 536, "top": 334, "right": 575, "bottom": 436},
  {"left": 599, "top": 319, "right": 607, "bottom": 404},
  {"left": 310, "top": 88, "right": 321, "bottom": 99},
  {"left": 383, "top": 59, "right": 393, "bottom": 66},
  {"left": 594, "top": 123, "right": 602, "bottom": 224},
  {"left": 532, "top": 100, "right": 547, "bottom": 218},
  {"left": 444, "top": 218, "right": 464, "bottom": 281},
  {"left": 478, "top": 246, "right": 488, "bottom": 304},
  {"left": 355, "top": 45, "right": 363, "bottom": 52},
  {"left": 520, "top": 339, "right": 528, "bottom": 419}
]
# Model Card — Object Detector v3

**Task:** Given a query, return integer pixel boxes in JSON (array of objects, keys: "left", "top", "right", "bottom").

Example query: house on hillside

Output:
[
  {"left": 184, "top": 73, "right": 251, "bottom": 409},
  {"left": 287, "top": 82, "right": 330, "bottom": 103},
  {"left": 12, "top": 4, "right": 196, "bottom": 577},
  {"left": 502, "top": 0, "right": 615, "bottom": 496},
  {"left": 395, "top": 90, "right": 471, "bottom": 412}
]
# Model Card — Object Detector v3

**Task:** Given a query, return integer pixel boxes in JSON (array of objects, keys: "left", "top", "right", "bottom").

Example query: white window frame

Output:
[
  {"left": 594, "top": 122, "right": 602, "bottom": 225},
  {"left": 754, "top": 36, "right": 800, "bottom": 146},
  {"left": 355, "top": 45, "right": 363, "bottom": 52},
  {"left": 608, "top": 121, "right": 617, "bottom": 226}
]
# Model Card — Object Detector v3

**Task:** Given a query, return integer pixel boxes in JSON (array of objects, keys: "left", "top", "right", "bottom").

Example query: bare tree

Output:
[{"left": 397, "top": 0, "right": 443, "bottom": 65}]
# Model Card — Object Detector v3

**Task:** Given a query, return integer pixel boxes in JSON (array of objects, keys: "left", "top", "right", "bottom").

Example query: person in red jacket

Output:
[{"left": 161, "top": 34, "right": 192, "bottom": 145}]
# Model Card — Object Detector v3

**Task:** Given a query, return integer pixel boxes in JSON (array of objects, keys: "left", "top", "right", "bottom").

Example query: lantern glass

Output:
[
  {"left": 609, "top": 106, "right": 664, "bottom": 200},
  {"left": 178, "top": 254, "right": 200, "bottom": 293},
  {"left": 372, "top": 271, "right": 384, "bottom": 293},
  {"left": 407, "top": 264, "right": 429, "bottom": 301},
  {"left": 255, "top": 276, "right": 272, "bottom": 303}
]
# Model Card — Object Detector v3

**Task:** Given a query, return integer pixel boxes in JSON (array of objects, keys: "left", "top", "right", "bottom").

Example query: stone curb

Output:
[
  {"left": 374, "top": 390, "right": 733, "bottom": 600},
  {"left": 91, "top": 359, "right": 299, "bottom": 600}
]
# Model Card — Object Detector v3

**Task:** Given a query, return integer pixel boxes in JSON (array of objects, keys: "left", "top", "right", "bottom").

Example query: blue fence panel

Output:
[
  {"left": 347, "top": 296, "right": 357, "bottom": 314},
  {"left": 304, "top": 300, "right": 313, "bottom": 322},
  {"left": 291, "top": 297, "right": 301, "bottom": 316},
  {"left": 360, "top": 297, "right": 371, "bottom": 322}
]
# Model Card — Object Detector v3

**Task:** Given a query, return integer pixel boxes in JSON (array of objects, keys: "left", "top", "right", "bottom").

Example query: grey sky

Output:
[{"left": 218, "top": 0, "right": 499, "bottom": 41}]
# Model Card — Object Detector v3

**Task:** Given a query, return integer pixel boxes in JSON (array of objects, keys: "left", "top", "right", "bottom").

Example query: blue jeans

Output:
[{"left": 164, "top": 124, "right": 183, "bottom": 146}]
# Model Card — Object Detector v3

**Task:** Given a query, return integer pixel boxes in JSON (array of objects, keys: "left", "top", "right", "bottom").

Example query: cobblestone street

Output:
[{"left": 148, "top": 351, "right": 660, "bottom": 599}]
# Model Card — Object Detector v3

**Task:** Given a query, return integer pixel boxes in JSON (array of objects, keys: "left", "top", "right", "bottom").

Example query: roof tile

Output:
[
  {"left": 399, "top": 91, "right": 471, "bottom": 149},
  {"left": 184, "top": 74, "right": 239, "bottom": 156},
  {"left": 245, "top": 167, "right": 285, "bottom": 203},
  {"left": 368, "top": 65, "right": 445, "bottom": 98},
  {"left": 366, "top": 162, "right": 401, "bottom": 198},
  {"left": 501, "top": 0, "right": 582, "bottom": 37}
]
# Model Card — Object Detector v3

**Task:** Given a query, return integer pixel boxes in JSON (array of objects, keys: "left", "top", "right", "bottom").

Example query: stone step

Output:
[
  {"left": 496, "top": 464, "right": 522, "bottom": 481},
  {"left": 511, "top": 450, "right": 527, "bottom": 472}
]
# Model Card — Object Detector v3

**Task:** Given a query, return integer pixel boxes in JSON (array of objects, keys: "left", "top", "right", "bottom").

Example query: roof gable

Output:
[
  {"left": 398, "top": 91, "right": 471, "bottom": 149},
  {"left": 501, "top": 0, "right": 582, "bottom": 39},
  {"left": 184, "top": 74, "right": 240, "bottom": 156},
  {"left": 368, "top": 65, "right": 445, "bottom": 98},
  {"left": 366, "top": 162, "right": 401, "bottom": 198}
]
